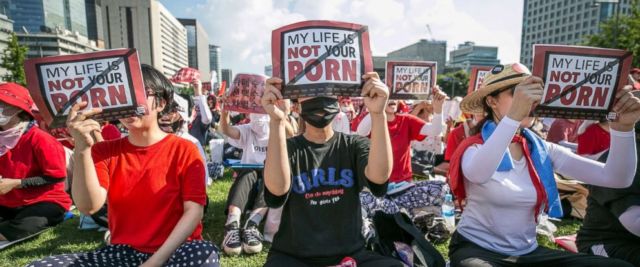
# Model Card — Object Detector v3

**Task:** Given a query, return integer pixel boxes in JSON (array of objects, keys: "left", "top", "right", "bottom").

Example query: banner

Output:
[
  {"left": 533, "top": 45, "right": 633, "bottom": 120},
  {"left": 171, "top": 67, "right": 200, "bottom": 83},
  {"left": 24, "top": 49, "right": 147, "bottom": 128},
  {"left": 467, "top": 66, "right": 492, "bottom": 95},
  {"left": 223, "top": 73, "right": 267, "bottom": 114},
  {"left": 385, "top": 60, "right": 436, "bottom": 100},
  {"left": 272, "top": 20, "right": 373, "bottom": 99}
]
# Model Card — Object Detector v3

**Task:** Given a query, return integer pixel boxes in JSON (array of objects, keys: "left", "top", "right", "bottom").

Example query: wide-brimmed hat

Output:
[
  {"left": 0, "top": 82, "right": 34, "bottom": 117},
  {"left": 460, "top": 63, "right": 531, "bottom": 114}
]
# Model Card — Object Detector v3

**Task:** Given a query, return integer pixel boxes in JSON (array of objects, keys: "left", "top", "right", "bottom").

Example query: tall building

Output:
[
  {"left": 17, "top": 28, "right": 102, "bottom": 58},
  {"left": 0, "top": 13, "right": 13, "bottom": 78},
  {"left": 101, "top": 0, "right": 188, "bottom": 77},
  {"left": 520, "top": 0, "right": 633, "bottom": 67},
  {"left": 373, "top": 39, "right": 447, "bottom": 79},
  {"left": 209, "top": 44, "right": 221, "bottom": 81},
  {"left": 264, "top": 65, "right": 272, "bottom": 76},
  {"left": 0, "top": 0, "right": 87, "bottom": 36},
  {"left": 221, "top": 68, "right": 233, "bottom": 86},
  {"left": 178, "top": 18, "right": 210, "bottom": 81},
  {"left": 449, "top": 41, "right": 500, "bottom": 72},
  {"left": 85, "top": 0, "right": 104, "bottom": 48}
]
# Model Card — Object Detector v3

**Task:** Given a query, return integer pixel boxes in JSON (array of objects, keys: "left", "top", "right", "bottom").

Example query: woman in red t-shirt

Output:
[
  {"left": 0, "top": 83, "right": 71, "bottom": 244},
  {"left": 30, "top": 65, "right": 219, "bottom": 267}
]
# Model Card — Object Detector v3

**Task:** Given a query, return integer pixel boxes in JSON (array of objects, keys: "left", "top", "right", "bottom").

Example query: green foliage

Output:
[
  {"left": 437, "top": 70, "right": 470, "bottom": 97},
  {"left": 174, "top": 85, "right": 194, "bottom": 96},
  {"left": 583, "top": 1, "right": 640, "bottom": 66},
  {"left": 0, "top": 33, "right": 28, "bottom": 86}
]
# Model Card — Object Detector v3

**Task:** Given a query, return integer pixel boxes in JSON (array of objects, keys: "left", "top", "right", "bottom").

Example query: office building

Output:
[
  {"left": 17, "top": 28, "right": 102, "bottom": 58},
  {"left": 449, "top": 41, "right": 500, "bottom": 72},
  {"left": 101, "top": 0, "right": 188, "bottom": 77},
  {"left": 209, "top": 44, "right": 221, "bottom": 82},
  {"left": 0, "top": 0, "right": 88, "bottom": 37},
  {"left": 178, "top": 18, "right": 210, "bottom": 81},
  {"left": 0, "top": 13, "right": 13, "bottom": 77},
  {"left": 520, "top": 0, "right": 633, "bottom": 67},
  {"left": 221, "top": 68, "right": 232, "bottom": 86},
  {"left": 85, "top": 0, "right": 104, "bottom": 48}
]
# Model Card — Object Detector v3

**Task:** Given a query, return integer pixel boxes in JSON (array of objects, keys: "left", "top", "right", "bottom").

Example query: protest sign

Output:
[
  {"left": 532, "top": 45, "right": 632, "bottom": 120},
  {"left": 222, "top": 73, "right": 267, "bottom": 114},
  {"left": 468, "top": 66, "right": 492, "bottom": 95},
  {"left": 171, "top": 67, "right": 200, "bottom": 83},
  {"left": 385, "top": 60, "right": 436, "bottom": 100},
  {"left": 24, "top": 49, "right": 147, "bottom": 128},
  {"left": 272, "top": 20, "right": 373, "bottom": 99}
]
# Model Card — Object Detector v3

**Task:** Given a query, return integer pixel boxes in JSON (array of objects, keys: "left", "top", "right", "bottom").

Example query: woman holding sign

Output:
[
  {"left": 0, "top": 83, "right": 71, "bottom": 246},
  {"left": 448, "top": 63, "right": 639, "bottom": 267},
  {"left": 30, "top": 65, "right": 219, "bottom": 267}
]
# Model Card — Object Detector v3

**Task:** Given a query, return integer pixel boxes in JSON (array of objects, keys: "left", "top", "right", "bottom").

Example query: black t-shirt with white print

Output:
[{"left": 265, "top": 132, "right": 387, "bottom": 265}]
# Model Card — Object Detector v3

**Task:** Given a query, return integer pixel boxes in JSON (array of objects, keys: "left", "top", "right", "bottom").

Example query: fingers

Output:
[
  {"left": 67, "top": 101, "right": 88, "bottom": 124},
  {"left": 362, "top": 72, "right": 380, "bottom": 81},
  {"left": 266, "top": 77, "right": 283, "bottom": 88},
  {"left": 520, "top": 76, "right": 544, "bottom": 86}
]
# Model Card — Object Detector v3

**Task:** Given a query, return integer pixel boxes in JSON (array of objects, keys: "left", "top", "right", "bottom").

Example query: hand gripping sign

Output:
[
  {"left": 272, "top": 20, "right": 373, "bottom": 99},
  {"left": 467, "top": 66, "right": 492, "bottom": 95},
  {"left": 24, "top": 49, "right": 147, "bottom": 128},
  {"left": 222, "top": 73, "right": 267, "bottom": 114},
  {"left": 532, "top": 45, "right": 633, "bottom": 120},
  {"left": 385, "top": 61, "right": 437, "bottom": 100}
]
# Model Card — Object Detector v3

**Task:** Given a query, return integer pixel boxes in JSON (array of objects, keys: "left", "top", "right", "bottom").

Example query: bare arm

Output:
[
  {"left": 219, "top": 110, "right": 241, "bottom": 140},
  {"left": 67, "top": 102, "right": 107, "bottom": 215},
  {"left": 142, "top": 201, "right": 203, "bottom": 266},
  {"left": 262, "top": 78, "right": 291, "bottom": 196},
  {"left": 362, "top": 73, "right": 392, "bottom": 184}
]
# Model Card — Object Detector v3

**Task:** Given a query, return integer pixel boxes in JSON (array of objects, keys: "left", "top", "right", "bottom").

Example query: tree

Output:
[
  {"left": 0, "top": 33, "right": 28, "bottom": 86},
  {"left": 583, "top": 1, "right": 640, "bottom": 67},
  {"left": 437, "top": 70, "right": 469, "bottom": 97}
]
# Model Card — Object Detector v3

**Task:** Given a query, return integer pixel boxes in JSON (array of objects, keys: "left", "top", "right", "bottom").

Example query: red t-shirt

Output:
[
  {"left": 445, "top": 124, "right": 467, "bottom": 161},
  {"left": 0, "top": 127, "right": 71, "bottom": 210},
  {"left": 388, "top": 114, "right": 426, "bottom": 183},
  {"left": 100, "top": 124, "right": 122, "bottom": 141},
  {"left": 92, "top": 134, "right": 206, "bottom": 253},
  {"left": 577, "top": 124, "right": 610, "bottom": 156}
]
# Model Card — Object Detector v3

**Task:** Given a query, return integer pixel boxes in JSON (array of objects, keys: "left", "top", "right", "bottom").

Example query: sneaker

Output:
[
  {"left": 222, "top": 222, "right": 242, "bottom": 255},
  {"left": 242, "top": 221, "right": 263, "bottom": 254}
]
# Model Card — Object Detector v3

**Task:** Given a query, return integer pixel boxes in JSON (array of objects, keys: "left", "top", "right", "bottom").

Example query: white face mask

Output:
[
  {"left": 249, "top": 114, "right": 270, "bottom": 136},
  {"left": 0, "top": 106, "right": 18, "bottom": 126},
  {"left": 341, "top": 107, "right": 349, "bottom": 113}
]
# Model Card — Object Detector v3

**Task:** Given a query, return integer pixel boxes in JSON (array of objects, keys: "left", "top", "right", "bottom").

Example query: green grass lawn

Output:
[{"left": 0, "top": 174, "right": 583, "bottom": 267}]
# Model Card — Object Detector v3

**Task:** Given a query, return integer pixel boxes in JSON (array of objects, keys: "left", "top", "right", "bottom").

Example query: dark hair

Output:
[
  {"left": 141, "top": 64, "right": 173, "bottom": 116},
  {"left": 470, "top": 86, "right": 515, "bottom": 135}
]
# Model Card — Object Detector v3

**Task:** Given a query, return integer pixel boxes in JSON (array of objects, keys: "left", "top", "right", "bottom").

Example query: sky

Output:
[{"left": 160, "top": 0, "right": 524, "bottom": 75}]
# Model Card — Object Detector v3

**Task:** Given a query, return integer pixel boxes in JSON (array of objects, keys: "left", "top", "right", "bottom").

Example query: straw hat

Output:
[{"left": 460, "top": 63, "right": 531, "bottom": 114}]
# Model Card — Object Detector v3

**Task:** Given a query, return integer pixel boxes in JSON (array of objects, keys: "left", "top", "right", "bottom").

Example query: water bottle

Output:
[{"left": 442, "top": 193, "right": 456, "bottom": 231}]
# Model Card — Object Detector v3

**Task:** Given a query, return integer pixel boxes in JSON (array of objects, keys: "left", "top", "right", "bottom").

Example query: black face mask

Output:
[{"left": 300, "top": 97, "right": 340, "bottom": 128}]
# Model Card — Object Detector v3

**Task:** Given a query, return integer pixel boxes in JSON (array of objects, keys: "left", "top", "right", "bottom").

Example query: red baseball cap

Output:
[{"left": 0, "top": 82, "right": 35, "bottom": 117}]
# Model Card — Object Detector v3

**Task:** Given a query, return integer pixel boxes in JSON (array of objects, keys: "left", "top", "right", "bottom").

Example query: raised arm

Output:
[
  {"left": 420, "top": 87, "right": 446, "bottom": 137},
  {"left": 192, "top": 79, "right": 213, "bottom": 124},
  {"left": 361, "top": 73, "right": 392, "bottom": 184},
  {"left": 551, "top": 87, "right": 639, "bottom": 188},
  {"left": 262, "top": 78, "right": 291, "bottom": 196},
  {"left": 67, "top": 102, "right": 107, "bottom": 215},
  {"left": 219, "top": 109, "right": 241, "bottom": 140},
  {"left": 462, "top": 76, "right": 544, "bottom": 184}
]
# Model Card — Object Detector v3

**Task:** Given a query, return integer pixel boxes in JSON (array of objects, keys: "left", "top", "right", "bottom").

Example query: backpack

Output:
[{"left": 367, "top": 211, "right": 446, "bottom": 267}]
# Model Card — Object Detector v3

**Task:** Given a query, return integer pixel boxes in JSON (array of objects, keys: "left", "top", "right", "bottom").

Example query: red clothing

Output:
[
  {"left": 92, "top": 134, "right": 206, "bottom": 253},
  {"left": 445, "top": 124, "right": 467, "bottom": 161},
  {"left": 388, "top": 114, "right": 426, "bottom": 183},
  {"left": 577, "top": 124, "right": 610, "bottom": 156},
  {"left": 546, "top": 119, "right": 582, "bottom": 144},
  {"left": 0, "top": 127, "right": 71, "bottom": 210},
  {"left": 100, "top": 124, "right": 122, "bottom": 141}
]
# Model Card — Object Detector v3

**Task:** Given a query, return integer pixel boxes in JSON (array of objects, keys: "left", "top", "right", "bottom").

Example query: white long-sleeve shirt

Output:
[
  {"left": 457, "top": 117, "right": 637, "bottom": 255},
  {"left": 193, "top": 95, "right": 213, "bottom": 124}
]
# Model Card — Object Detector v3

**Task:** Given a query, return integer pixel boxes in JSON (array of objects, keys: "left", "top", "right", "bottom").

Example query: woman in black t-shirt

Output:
[{"left": 259, "top": 72, "right": 403, "bottom": 267}]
